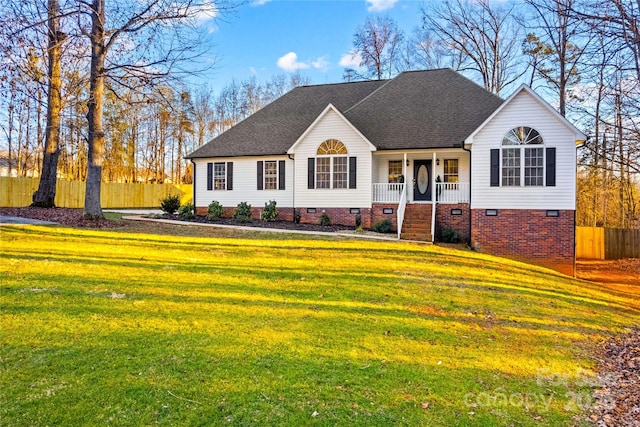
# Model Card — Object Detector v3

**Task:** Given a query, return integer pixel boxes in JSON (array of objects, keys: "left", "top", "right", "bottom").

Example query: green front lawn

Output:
[{"left": 1, "top": 225, "right": 637, "bottom": 426}]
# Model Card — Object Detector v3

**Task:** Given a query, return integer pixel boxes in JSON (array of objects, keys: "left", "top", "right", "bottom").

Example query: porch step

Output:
[{"left": 400, "top": 204, "right": 433, "bottom": 242}]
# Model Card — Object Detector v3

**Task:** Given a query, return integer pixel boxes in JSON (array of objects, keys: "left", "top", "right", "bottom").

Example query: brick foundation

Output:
[
  {"left": 299, "top": 207, "right": 372, "bottom": 228},
  {"left": 435, "top": 203, "right": 470, "bottom": 242},
  {"left": 471, "top": 209, "right": 575, "bottom": 276},
  {"left": 371, "top": 203, "right": 399, "bottom": 231}
]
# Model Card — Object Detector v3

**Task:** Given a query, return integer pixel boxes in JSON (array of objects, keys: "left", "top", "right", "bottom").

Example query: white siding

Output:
[
  {"left": 193, "top": 156, "right": 294, "bottom": 208},
  {"left": 293, "top": 109, "right": 374, "bottom": 208},
  {"left": 470, "top": 91, "right": 577, "bottom": 210}
]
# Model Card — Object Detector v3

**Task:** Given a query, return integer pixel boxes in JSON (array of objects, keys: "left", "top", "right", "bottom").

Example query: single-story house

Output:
[{"left": 186, "top": 69, "right": 586, "bottom": 275}]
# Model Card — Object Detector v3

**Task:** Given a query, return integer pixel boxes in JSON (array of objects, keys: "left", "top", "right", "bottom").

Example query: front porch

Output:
[
  {"left": 372, "top": 182, "right": 470, "bottom": 241},
  {"left": 372, "top": 182, "right": 470, "bottom": 204}
]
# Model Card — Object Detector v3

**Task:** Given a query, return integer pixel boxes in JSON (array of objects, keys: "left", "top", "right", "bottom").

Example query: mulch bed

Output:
[
  {"left": 156, "top": 213, "right": 355, "bottom": 233},
  {"left": 588, "top": 328, "right": 640, "bottom": 426},
  {"left": 0, "top": 207, "right": 358, "bottom": 233},
  {"left": 0, "top": 207, "right": 122, "bottom": 228}
]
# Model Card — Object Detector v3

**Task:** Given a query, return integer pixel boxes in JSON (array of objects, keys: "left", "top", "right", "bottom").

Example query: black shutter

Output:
[
  {"left": 257, "top": 161, "right": 263, "bottom": 190},
  {"left": 226, "top": 162, "right": 233, "bottom": 190},
  {"left": 349, "top": 156, "right": 357, "bottom": 189},
  {"left": 490, "top": 149, "right": 500, "bottom": 187},
  {"left": 278, "top": 160, "right": 286, "bottom": 190},
  {"left": 207, "top": 162, "right": 213, "bottom": 191},
  {"left": 308, "top": 158, "right": 315, "bottom": 189},
  {"left": 546, "top": 147, "right": 556, "bottom": 187}
]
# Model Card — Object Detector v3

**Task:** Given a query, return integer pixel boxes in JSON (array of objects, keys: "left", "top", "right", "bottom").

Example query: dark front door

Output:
[{"left": 413, "top": 160, "right": 432, "bottom": 201}]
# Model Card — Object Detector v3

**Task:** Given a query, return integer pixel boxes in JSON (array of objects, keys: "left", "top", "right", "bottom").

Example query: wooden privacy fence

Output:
[
  {"left": 0, "top": 177, "right": 192, "bottom": 209},
  {"left": 576, "top": 226, "right": 640, "bottom": 260}
]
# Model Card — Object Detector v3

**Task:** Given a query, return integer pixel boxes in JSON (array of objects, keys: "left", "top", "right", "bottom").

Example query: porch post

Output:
[
  {"left": 431, "top": 151, "right": 437, "bottom": 243},
  {"left": 403, "top": 152, "right": 407, "bottom": 199}
]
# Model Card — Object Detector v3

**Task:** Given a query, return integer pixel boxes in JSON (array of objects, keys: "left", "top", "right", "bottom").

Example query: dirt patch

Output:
[{"left": 576, "top": 259, "right": 640, "bottom": 287}]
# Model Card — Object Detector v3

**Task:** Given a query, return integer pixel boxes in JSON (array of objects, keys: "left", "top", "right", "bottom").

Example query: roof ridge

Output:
[
  {"left": 343, "top": 78, "right": 396, "bottom": 114},
  {"left": 296, "top": 78, "right": 388, "bottom": 90}
]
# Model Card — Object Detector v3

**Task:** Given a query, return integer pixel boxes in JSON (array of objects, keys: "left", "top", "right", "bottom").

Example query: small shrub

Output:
[
  {"left": 372, "top": 219, "right": 392, "bottom": 233},
  {"left": 261, "top": 200, "right": 278, "bottom": 222},
  {"left": 319, "top": 212, "right": 331, "bottom": 227},
  {"left": 207, "top": 201, "right": 224, "bottom": 219},
  {"left": 355, "top": 225, "right": 364, "bottom": 234},
  {"left": 441, "top": 227, "right": 462, "bottom": 243},
  {"left": 160, "top": 194, "right": 181, "bottom": 214},
  {"left": 178, "top": 203, "right": 195, "bottom": 219},
  {"left": 233, "top": 201, "right": 252, "bottom": 222},
  {"left": 355, "top": 214, "right": 362, "bottom": 228}
]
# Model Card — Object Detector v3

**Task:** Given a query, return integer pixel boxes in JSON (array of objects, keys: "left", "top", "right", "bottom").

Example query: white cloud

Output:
[
  {"left": 193, "top": 0, "right": 218, "bottom": 22},
  {"left": 277, "top": 52, "right": 310, "bottom": 72},
  {"left": 252, "top": 0, "right": 272, "bottom": 6},
  {"left": 366, "top": 0, "right": 398, "bottom": 12},
  {"left": 311, "top": 55, "right": 330, "bottom": 72},
  {"left": 339, "top": 51, "right": 363, "bottom": 69}
]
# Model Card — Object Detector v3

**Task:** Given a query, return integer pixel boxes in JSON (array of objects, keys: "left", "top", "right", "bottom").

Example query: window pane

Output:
[
  {"left": 333, "top": 156, "right": 348, "bottom": 189},
  {"left": 316, "top": 157, "right": 331, "bottom": 189},
  {"left": 524, "top": 147, "right": 544, "bottom": 186},
  {"left": 502, "top": 148, "right": 520, "bottom": 186},
  {"left": 317, "top": 139, "right": 347, "bottom": 155},
  {"left": 443, "top": 159, "right": 459, "bottom": 183},
  {"left": 214, "top": 162, "right": 226, "bottom": 190},
  {"left": 264, "top": 161, "right": 278, "bottom": 190},
  {"left": 388, "top": 160, "right": 403, "bottom": 183}
]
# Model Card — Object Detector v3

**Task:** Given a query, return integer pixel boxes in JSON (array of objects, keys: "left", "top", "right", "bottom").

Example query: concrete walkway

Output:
[{"left": 0, "top": 216, "right": 57, "bottom": 225}]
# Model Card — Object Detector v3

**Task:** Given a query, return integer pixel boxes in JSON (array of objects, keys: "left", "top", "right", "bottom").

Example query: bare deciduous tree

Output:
[
  {"left": 32, "top": 0, "right": 65, "bottom": 207},
  {"left": 421, "top": 0, "right": 524, "bottom": 95},
  {"left": 349, "top": 15, "right": 404, "bottom": 80}
]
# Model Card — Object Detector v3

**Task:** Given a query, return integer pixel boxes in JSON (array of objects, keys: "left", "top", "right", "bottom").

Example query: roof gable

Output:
[
  {"left": 287, "top": 104, "right": 376, "bottom": 154},
  {"left": 464, "top": 84, "right": 587, "bottom": 144}
]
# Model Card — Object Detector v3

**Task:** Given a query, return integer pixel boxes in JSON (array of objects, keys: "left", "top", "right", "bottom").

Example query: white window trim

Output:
[
  {"left": 263, "top": 160, "right": 279, "bottom": 191},
  {"left": 501, "top": 146, "right": 545, "bottom": 187},
  {"left": 214, "top": 162, "right": 226, "bottom": 190},
  {"left": 315, "top": 155, "right": 349, "bottom": 189},
  {"left": 500, "top": 127, "right": 545, "bottom": 187}
]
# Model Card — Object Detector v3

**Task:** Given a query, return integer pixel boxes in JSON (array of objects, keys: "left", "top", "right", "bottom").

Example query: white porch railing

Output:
[
  {"left": 397, "top": 184, "right": 407, "bottom": 239},
  {"left": 435, "top": 182, "right": 470, "bottom": 204},
  {"left": 372, "top": 183, "right": 405, "bottom": 203}
]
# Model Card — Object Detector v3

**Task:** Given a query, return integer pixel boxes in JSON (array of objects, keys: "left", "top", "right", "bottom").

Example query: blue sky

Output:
[{"left": 191, "top": 0, "right": 425, "bottom": 91}]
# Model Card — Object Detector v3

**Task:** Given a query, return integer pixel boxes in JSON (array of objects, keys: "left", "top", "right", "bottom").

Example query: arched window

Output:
[
  {"left": 501, "top": 127, "right": 544, "bottom": 186},
  {"left": 317, "top": 139, "right": 348, "bottom": 155},
  {"left": 315, "top": 139, "right": 348, "bottom": 189}
]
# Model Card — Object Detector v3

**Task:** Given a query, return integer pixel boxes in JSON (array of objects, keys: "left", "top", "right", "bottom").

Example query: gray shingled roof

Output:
[
  {"left": 344, "top": 69, "right": 504, "bottom": 149},
  {"left": 186, "top": 69, "right": 504, "bottom": 158},
  {"left": 186, "top": 79, "right": 386, "bottom": 158}
]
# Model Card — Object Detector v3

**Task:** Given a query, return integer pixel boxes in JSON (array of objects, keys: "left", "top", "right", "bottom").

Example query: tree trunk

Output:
[
  {"left": 32, "top": 0, "right": 64, "bottom": 207},
  {"left": 83, "top": 0, "right": 105, "bottom": 220}
]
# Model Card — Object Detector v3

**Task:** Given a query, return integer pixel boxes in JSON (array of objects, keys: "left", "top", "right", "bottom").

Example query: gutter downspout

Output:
[
  {"left": 461, "top": 142, "right": 472, "bottom": 245},
  {"left": 288, "top": 153, "right": 295, "bottom": 221},
  {"left": 431, "top": 151, "right": 436, "bottom": 243},
  {"left": 190, "top": 159, "right": 196, "bottom": 208}
]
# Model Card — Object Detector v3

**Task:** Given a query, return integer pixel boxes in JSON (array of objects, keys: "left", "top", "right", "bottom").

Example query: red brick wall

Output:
[
  {"left": 299, "top": 208, "right": 372, "bottom": 228},
  {"left": 435, "top": 203, "right": 470, "bottom": 242},
  {"left": 371, "top": 203, "right": 399, "bottom": 231},
  {"left": 471, "top": 209, "right": 575, "bottom": 276}
]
